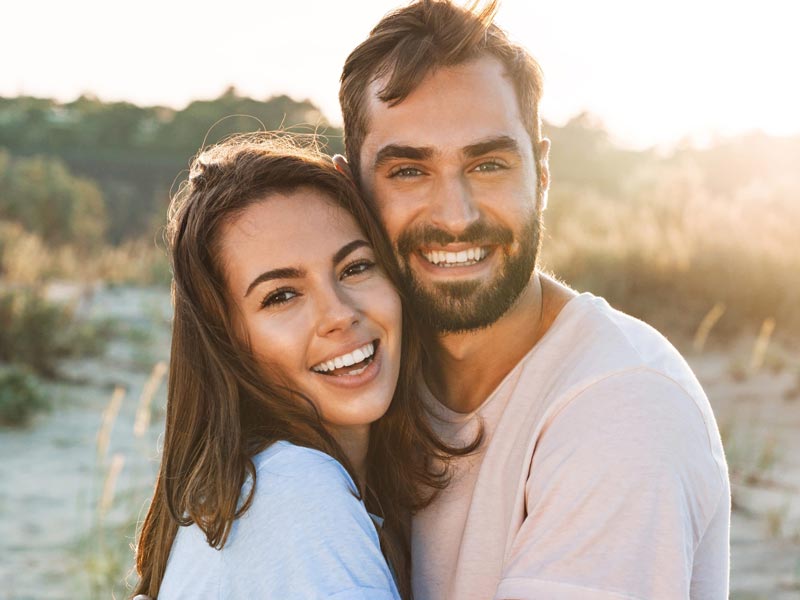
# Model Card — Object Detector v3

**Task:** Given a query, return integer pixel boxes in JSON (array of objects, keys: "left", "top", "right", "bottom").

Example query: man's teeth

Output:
[
  {"left": 422, "top": 247, "right": 488, "bottom": 266},
  {"left": 312, "top": 342, "right": 375, "bottom": 374}
]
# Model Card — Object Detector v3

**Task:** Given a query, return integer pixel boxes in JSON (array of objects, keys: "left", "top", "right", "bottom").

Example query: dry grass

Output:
[
  {"left": 2, "top": 128, "right": 797, "bottom": 596},
  {"left": 540, "top": 160, "right": 800, "bottom": 340},
  {"left": 97, "top": 386, "right": 125, "bottom": 462},
  {"left": 693, "top": 303, "right": 727, "bottom": 352},
  {"left": 3, "top": 140, "right": 797, "bottom": 338},
  {"left": 80, "top": 373, "right": 166, "bottom": 598},
  {"left": 133, "top": 362, "right": 168, "bottom": 438},
  {"left": 0, "top": 221, "right": 169, "bottom": 286}
]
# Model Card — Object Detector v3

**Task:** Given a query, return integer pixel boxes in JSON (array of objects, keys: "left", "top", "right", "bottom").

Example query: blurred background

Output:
[{"left": 1, "top": 1, "right": 798, "bottom": 598}]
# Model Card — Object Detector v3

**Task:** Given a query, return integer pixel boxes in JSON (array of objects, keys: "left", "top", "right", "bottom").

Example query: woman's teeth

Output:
[
  {"left": 423, "top": 247, "right": 488, "bottom": 267},
  {"left": 312, "top": 342, "right": 376, "bottom": 375}
]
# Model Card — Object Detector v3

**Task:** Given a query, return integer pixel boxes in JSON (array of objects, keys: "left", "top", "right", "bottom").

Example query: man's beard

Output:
[{"left": 395, "top": 213, "right": 541, "bottom": 334}]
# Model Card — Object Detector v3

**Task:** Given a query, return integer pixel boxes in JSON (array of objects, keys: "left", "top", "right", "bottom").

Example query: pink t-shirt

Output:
[{"left": 412, "top": 294, "right": 729, "bottom": 600}]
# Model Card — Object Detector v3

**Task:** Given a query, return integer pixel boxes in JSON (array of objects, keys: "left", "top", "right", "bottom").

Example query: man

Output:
[{"left": 336, "top": 1, "right": 730, "bottom": 598}]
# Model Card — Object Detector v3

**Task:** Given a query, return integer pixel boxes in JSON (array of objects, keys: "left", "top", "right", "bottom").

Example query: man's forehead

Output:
[{"left": 360, "top": 56, "right": 527, "bottom": 156}]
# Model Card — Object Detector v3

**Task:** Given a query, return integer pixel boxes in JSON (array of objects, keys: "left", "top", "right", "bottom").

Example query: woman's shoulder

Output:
[
  {"left": 161, "top": 441, "right": 397, "bottom": 599},
  {"left": 215, "top": 442, "right": 398, "bottom": 599},
  {"left": 245, "top": 441, "right": 360, "bottom": 510},
  {"left": 231, "top": 441, "right": 373, "bottom": 564}
]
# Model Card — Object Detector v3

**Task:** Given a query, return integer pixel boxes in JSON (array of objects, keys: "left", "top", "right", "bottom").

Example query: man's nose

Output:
[
  {"left": 428, "top": 175, "right": 480, "bottom": 235},
  {"left": 315, "top": 285, "right": 360, "bottom": 337}
]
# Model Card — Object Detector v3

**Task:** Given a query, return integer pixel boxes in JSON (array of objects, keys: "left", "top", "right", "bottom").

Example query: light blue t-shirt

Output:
[{"left": 159, "top": 441, "right": 400, "bottom": 599}]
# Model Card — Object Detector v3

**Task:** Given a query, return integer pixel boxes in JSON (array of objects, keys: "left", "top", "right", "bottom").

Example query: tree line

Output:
[
  {"left": 0, "top": 88, "right": 341, "bottom": 244},
  {"left": 1, "top": 89, "right": 799, "bottom": 336}
]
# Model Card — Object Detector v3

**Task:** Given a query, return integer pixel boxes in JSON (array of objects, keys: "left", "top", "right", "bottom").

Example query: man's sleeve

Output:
[{"left": 495, "top": 369, "right": 729, "bottom": 600}]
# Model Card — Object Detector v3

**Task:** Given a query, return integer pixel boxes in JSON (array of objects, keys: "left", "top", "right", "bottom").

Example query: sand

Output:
[{"left": 0, "top": 285, "right": 797, "bottom": 599}]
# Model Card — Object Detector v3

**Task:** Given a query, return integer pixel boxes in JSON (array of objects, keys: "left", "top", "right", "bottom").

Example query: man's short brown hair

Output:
[{"left": 339, "top": 0, "right": 545, "bottom": 182}]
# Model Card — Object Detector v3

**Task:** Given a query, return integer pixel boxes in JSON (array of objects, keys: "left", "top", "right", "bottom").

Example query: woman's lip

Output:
[
  {"left": 310, "top": 339, "right": 378, "bottom": 371},
  {"left": 313, "top": 343, "right": 382, "bottom": 389}
]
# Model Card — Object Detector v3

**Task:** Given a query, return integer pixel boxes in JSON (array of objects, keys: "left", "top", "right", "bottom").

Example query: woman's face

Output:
[{"left": 220, "top": 187, "right": 403, "bottom": 438}]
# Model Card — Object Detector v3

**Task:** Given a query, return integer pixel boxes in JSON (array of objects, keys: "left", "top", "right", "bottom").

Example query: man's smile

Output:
[{"left": 421, "top": 246, "right": 490, "bottom": 268}]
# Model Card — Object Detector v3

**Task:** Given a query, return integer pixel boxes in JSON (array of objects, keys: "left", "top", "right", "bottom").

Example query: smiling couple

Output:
[{"left": 132, "top": 1, "right": 730, "bottom": 599}]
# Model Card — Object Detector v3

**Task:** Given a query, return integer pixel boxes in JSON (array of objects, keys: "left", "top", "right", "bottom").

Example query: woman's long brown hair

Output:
[{"left": 133, "top": 134, "right": 478, "bottom": 599}]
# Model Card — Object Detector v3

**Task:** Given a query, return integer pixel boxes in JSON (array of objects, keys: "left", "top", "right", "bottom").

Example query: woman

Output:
[{"left": 133, "top": 134, "right": 476, "bottom": 599}]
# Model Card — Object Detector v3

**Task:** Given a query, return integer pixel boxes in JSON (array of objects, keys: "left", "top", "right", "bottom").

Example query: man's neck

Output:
[{"left": 424, "top": 273, "right": 575, "bottom": 414}]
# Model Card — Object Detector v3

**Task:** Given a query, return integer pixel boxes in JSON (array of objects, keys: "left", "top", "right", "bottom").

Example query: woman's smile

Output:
[
  {"left": 311, "top": 339, "right": 378, "bottom": 375},
  {"left": 220, "top": 187, "right": 403, "bottom": 433}
]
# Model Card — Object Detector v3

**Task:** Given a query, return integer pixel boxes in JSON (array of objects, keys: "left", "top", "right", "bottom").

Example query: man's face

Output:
[{"left": 358, "top": 56, "right": 550, "bottom": 333}]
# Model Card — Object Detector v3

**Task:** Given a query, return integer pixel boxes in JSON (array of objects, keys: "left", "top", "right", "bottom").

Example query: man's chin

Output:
[
  {"left": 397, "top": 216, "right": 540, "bottom": 333},
  {"left": 403, "top": 277, "right": 518, "bottom": 334}
]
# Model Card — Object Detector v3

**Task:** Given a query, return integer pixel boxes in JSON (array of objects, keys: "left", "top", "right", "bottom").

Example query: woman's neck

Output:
[{"left": 328, "top": 424, "right": 370, "bottom": 490}]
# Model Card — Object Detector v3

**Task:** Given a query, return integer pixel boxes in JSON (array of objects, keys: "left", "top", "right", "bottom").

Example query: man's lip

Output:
[
  {"left": 418, "top": 243, "right": 494, "bottom": 253},
  {"left": 412, "top": 247, "right": 496, "bottom": 274}
]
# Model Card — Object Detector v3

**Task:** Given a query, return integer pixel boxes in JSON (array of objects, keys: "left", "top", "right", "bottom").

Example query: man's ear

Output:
[
  {"left": 537, "top": 138, "right": 551, "bottom": 210},
  {"left": 332, "top": 154, "right": 355, "bottom": 182}
]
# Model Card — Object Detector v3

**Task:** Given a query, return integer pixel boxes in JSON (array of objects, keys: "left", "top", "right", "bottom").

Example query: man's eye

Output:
[
  {"left": 261, "top": 288, "right": 297, "bottom": 308},
  {"left": 389, "top": 166, "right": 424, "bottom": 178},
  {"left": 342, "top": 259, "right": 376, "bottom": 278},
  {"left": 473, "top": 161, "right": 505, "bottom": 173}
]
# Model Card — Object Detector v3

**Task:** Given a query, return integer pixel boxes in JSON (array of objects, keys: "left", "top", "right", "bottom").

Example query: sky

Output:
[{"left": 4, "top": 0, "right": 799, "bottom": 149}]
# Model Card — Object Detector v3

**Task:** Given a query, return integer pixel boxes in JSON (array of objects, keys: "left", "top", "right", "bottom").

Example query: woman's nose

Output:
[{"left": 315, "top": 287, "right": 360, "bottom": 337}]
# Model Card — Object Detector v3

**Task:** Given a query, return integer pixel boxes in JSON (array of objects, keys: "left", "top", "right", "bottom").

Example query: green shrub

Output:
[
  {"left": 0, "top": 365, "right": 49, "bottom": 426},
  {"left": 0, "top": 151, "right": 107, "bottom": 248},
  {"left": 0, "top": 287, "right": 111, "bottom": 377}
]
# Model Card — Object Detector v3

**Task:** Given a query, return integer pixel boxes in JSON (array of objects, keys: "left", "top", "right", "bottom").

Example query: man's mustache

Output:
[{"left": 396, "top": 221, "right": 514, "bottom": 256}]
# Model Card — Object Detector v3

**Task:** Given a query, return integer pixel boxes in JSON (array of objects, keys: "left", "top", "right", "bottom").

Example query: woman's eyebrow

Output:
[
  {"left": 243, "top": 240, "right": 370, "bottom": 298},
  {"left": 244, "top": 267, "right": 304, "bottom": 298},
  {"left": 333, "top": 239, "right": 370, "bottom": 266}
]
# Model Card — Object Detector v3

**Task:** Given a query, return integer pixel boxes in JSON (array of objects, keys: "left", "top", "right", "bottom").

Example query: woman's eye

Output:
[
  {"left": 342, "top": 260, "right": 376, "bottom": 279},
  {"left": 261, "top": 288, "right": 297, "bottom": 308}
]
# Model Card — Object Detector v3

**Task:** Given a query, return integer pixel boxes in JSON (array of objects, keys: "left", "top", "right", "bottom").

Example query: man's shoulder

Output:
[
  {"left": 506, "top": 292, "right": 718, "bottom": 449},
  {"left": 512, "top": 293, "right": 728, "bottom": 503},
  {"left": 528, "top": 292, "right": 697, "bottom": 390}
]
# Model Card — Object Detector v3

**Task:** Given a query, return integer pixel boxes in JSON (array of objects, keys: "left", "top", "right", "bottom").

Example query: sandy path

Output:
[
  {"left": 1, "top": 286, "right": 797, "bottom": 598},
  {"left": 688, "top": 346, "right": 800, "bottom": 599},
  {"left": 0, "top": 286, "right": 170, "bottom": 599}
]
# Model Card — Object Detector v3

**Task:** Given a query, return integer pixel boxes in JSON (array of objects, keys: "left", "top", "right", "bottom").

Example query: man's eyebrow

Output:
[
  {"left": 244, "top": 267, "right": 304, "bottom": 298},
  {"left": 333, "top": 239, "right": 370, "bottom": 266},
  {"left": 373, "top": 144, "right": 434, "bottom": 170},
  {"left": 463, "top": 136, "right": 522, "bottom": 159}
]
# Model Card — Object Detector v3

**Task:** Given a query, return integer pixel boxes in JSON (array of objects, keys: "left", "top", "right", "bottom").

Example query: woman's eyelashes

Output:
[
  {"left": 341, "top": 258, "right": 376, "bottom": 279},
  {"left": 258, "top": 259, "right": 376, "bottom": 310},
  {"left": 260, "top": 287, "right": 298, "bottom": 309}
]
